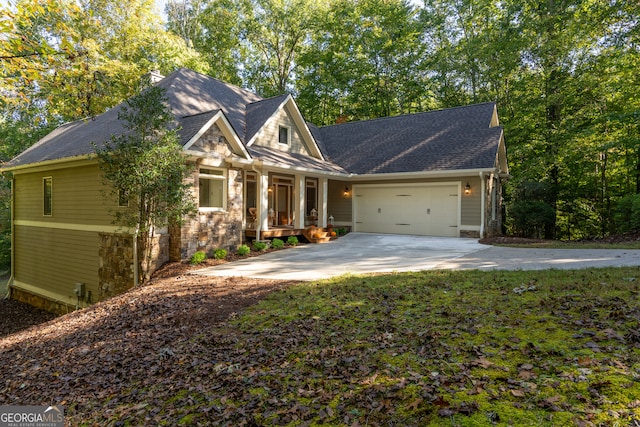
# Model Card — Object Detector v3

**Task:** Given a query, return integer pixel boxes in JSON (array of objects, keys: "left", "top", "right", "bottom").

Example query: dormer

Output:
[{"left": 246, "top": 94, "right": 324, "bottom": 160}]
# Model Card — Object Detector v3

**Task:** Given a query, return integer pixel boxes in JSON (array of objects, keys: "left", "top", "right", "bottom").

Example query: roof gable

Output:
[
  {"left": 181, "top": 110, "right": 250, "bottom": 159},
  {"left": 246, "top": 95, "right": 324, "bottom": 160}
]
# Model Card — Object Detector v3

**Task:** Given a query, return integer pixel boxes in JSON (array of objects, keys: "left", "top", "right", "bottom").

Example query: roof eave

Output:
[
  {"left": 227, "top": 156, "right": 350, "bottom": 178},
  {"left": 347, "top": 168, "right": 498, "bottom": 181},
  {"left": 1, "top": 155, "right": 95, "bottom": 174}
]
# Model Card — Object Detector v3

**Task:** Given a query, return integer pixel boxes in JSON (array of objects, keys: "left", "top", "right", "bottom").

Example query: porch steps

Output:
[{"left": 302, "top": 226, "right": 331, "bottom": 244}]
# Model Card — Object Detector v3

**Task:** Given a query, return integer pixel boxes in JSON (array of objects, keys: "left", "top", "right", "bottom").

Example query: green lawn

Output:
[{"left": 137, "top": 268, "right": 640, "bottom": 426}]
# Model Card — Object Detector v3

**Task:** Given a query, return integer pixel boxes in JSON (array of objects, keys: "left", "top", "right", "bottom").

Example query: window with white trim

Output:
[
  {"left": 43, "top": 177, "right": 52, "bottom": 216},
  {"left": 199, "top": 168, "right": 226, "bottom": 210},
  {"left": 278, "top": 125, "right": 290, "bottom": 145}
]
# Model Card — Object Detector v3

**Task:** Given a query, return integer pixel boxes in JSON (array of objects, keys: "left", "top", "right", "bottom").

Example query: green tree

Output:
[
  {"left": 166, "top": 0, "right": 244, "bottom": 85},
  {"left": 241, "top": 0, "right": 320, "bottom": 96},
  {"left": 94, "top": 86, "right": 196, "bottom": 283},
  {"left": 297, "top": 0, "right": 430, "bottom": 125}
]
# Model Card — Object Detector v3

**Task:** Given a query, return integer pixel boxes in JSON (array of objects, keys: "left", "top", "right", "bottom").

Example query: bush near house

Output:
[
  {"left": 212, "top": 248, "right": 228, "bottom": 260},
  {"left": 236, "top": 244, "right": 250, "bottom": 256},
  {"left": 271, "top": 238, "right": 285, "bottom": 249},
  {"left": 253, "top": 241, "right": 268, "bottom": 252},
  {"left": 189, "top": 251, "right": 206, "bottom": 265}
]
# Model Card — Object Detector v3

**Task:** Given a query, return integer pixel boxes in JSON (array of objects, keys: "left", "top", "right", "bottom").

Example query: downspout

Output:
[
  {"left": 133, "top": 225, "right": 139, "bottom": 287},
  {"left": 5, "top": 177, "right": 15, "bottom": 299},
  {"left": 479, "top": 171, "right": 486, "bottom": 238}
]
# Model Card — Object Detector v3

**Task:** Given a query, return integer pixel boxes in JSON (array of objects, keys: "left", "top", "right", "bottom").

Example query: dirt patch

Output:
[{"left": 480, "top": 232, "right": 640, "bottom": 246}]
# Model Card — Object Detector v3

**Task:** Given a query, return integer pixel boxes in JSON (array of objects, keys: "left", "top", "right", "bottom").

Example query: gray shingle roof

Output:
[
  {"left": 248, "top": 145, "right": 348, "bottom": 174},
  {"left": 4, "top": 69, "right": 262, "bottom": 169},
  {"left": 179, "top": 109, "right": 221, "bottom": 145},
  {"left": 314, "top": 102, "right": 502, "bottom": 174},
  {"left": 3, "top": 68, "right": 503, "bottom": 176}
]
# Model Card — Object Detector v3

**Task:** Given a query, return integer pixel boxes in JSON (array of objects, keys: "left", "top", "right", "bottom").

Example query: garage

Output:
[{"left": 353, "top": 183, "right": 460, "bottom": 237}]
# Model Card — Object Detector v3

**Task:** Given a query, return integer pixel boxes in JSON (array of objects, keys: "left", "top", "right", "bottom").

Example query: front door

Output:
[
  {"left": 275, "top": 184, "right": 293, "bottom": 225},
  {"left": 271, "top": 175, "right": 294, "bottom": 226}
]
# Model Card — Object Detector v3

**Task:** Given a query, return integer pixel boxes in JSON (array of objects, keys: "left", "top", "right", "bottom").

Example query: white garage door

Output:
[{"left": 354, "top": 184, "right": 459, "bottom": 237}]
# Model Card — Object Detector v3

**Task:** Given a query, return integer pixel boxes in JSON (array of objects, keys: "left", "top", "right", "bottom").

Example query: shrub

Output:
[
  {"left": 237, "top": 244, "right": 250, "bottom": 256},
  {"left": 253, "top": 241, "right": 268, "bottom": 252},
  {"left": 190, "top": 251, "right": 206, "bottom": 265},
  {"left": 213, "top": 248, "right": 227, "bottom": 260},
  {"left": 287, "top": 236, "right": 299, "bottom": 246},
  {"left": 271, "top": 238, "right": 284, "bottom": 249},
  {"left": 614, "top": 194, "right": 640, "bottom": 233}
]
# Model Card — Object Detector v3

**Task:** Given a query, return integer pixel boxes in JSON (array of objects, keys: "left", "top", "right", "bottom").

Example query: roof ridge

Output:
[
  {"left": 319, "top": 101, "right": 496, "bottom": 129},
  {"left": 161, "top": 68, "right": 263, "bottom": 103},
  {"left": 180, "top": 109, "right": 221, "bottom": 119},
  {"left": 246, "top": 93, "right": 290, "bottom": 107}
]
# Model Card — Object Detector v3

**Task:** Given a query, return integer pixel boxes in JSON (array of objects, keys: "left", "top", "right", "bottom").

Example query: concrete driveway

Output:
[{"left": 195, "top": 232, "right": 640, "bottom": 281}]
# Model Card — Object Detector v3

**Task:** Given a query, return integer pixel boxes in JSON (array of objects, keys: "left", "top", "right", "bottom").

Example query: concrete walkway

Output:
[{"left": 195, "top": 232, "right": 640, "bottom": 281}]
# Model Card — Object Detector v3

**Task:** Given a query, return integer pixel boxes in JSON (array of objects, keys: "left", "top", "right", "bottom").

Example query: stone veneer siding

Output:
[
  {"left": 172, "top": 166, "right": 244, "bottom": 260},
  {"left": 98, "top": 232, "right": 169, "bottom": 300}
]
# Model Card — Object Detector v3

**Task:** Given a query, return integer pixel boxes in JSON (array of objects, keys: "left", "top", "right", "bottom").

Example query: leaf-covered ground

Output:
[{"left": 1, "top": 267, "right": 640, "bottom": 426}]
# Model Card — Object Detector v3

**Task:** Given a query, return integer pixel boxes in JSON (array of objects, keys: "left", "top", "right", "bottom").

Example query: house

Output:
[{"left": 1, "top": 68, "right": 508, "bottom": 314}]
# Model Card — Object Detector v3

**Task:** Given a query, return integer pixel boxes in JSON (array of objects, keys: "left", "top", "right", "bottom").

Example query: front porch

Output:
[{"left": 245, "top": 226, "right": 303, "bottom": 240}]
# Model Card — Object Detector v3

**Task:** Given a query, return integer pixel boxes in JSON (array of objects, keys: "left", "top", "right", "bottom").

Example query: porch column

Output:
[
  {"left": 259, "top": 173, "right": 270, "bottom": 233},
  {"left": 318, "top": 177, "right": 328, "bottom": 227},
  {"left": 294, "top": 175, "right": 305, "bottom": 229}
]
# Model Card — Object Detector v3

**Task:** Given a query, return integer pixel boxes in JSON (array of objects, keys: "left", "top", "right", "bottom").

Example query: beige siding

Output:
[
  {"left": 253, "top": 105, "right": 310, "bottom": 156},
  {"left": 460, "top": 176, "right": 482, "bottom": 226},
  {"left": 327, "top": 180, "right": 352, "bottom": 223},
  {"left": 14, "top": 225, "right": 99, "bottom": 304},
  {"left": 14, "top": 163, "right": 117, "bottom": 226}
]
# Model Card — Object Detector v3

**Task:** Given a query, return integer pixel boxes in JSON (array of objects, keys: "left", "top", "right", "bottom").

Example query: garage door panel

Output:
[{"left": 355, "top": 185, "right": 458, "bottom": 237}]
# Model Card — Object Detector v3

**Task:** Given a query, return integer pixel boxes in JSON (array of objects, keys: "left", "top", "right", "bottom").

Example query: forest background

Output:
[{"left": 1, "top": 0, "right": 638, "bottom": 270}]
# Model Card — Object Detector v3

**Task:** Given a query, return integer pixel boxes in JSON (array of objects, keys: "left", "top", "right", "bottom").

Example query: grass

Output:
[{"left": 215, "top": 268, "right": 640, "bottom": 425}]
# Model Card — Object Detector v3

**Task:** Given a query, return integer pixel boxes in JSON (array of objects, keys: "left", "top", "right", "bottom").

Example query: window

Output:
[
  {"left": 118, "top": 189, "right": 129, "bottom": 207},
  {"left": 199, "top": 168, "right": 226, "bottom": 209},
  {"left": 43, "top": 177, "right": 52, "bottom": 216},
  {"left": 278, "top": 126, "right": 290, "bottom": 145}
]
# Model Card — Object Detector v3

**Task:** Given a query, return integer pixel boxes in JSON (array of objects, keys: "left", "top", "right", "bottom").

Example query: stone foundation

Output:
[
  {"left": 460, "top": 230, "right": 481, "bottom": 238},
  {"left": 10, "top": 286, "right": 74, "bottom": 316}
]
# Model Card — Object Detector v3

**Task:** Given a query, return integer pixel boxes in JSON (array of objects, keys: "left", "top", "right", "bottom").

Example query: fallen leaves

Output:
[{"left": 1, "top": 267, "right": 640, "bottom": 425}]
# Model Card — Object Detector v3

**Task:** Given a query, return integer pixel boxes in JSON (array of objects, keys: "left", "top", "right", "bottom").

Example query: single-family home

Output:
[{"left": 2, "top": 68, "right": 508, "bottom": 313}]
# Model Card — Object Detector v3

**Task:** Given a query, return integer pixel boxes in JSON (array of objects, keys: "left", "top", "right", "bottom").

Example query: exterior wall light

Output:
[
  {"left": 344, "top": 186, "right": 350, "bottom": 196},
  {"left": 464, "top": 182, "right": 471, "bottom": 194}
]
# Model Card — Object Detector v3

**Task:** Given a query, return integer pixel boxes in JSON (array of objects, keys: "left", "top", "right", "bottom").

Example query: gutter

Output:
[
  {"left": 133, "top": 226, "right": 139, "bottom": 287},
  {"left": 480, "top": 171, "right": 486, "bottom": 238},
  {"left": 1, "top": 155, "right": 95, "bottom": 174}
]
